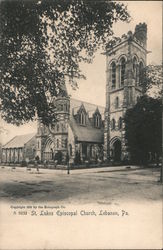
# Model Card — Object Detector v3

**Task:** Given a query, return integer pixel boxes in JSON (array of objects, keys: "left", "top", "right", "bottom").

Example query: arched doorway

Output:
[
  {"left": 43, "top": 138, "right": 54, "bottom": 161},
  {"left": 113, "top": 140, "right": 121, "bottom": 162},
  {"left": 110, "top": 137, "right": 122, "bottom": 162}
]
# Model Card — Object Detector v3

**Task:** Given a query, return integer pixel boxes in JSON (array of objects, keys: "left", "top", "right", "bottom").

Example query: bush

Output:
[
  {"left": 74, "top": 151, "right": 81, "bottom": 165},
  {"left": 54, "top": 151, "right": 63, "bottom": 164},
  {"left": 21, "top": 160, "right": 28, "bottom": 167}
]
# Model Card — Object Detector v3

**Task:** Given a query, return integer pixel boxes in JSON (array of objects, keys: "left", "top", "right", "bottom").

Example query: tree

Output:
[
  {"left": 140, "top": 64, "right": 162, "bottom": 98},
  {"left": 0, "top": 0, "right": 130, "bottom": 125},
  {"left": 124, "top": 95, "right": 162, "bottom": 165}
]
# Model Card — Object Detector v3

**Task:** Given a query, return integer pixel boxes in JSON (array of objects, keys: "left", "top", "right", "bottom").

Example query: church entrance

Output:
[
  {"left": 113, "top": 140, "right": 121, "bottom": 162},
  {"left": 110, "top": 137, "right": 122, "bottom": 162},
  {"left": 43, "top": 138, "right": 54, "bottom": 161}
]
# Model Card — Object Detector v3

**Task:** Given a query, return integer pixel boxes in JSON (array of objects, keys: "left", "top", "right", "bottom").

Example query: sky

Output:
[
  {"left": 67, "top": 1, "right": 162, "bottom": 106},
  {"left": 0, "top": 1, "right": 162, "bottom": 144}
]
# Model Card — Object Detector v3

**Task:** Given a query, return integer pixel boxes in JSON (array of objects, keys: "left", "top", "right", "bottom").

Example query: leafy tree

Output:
[
  {"left": 124, "top": 95, "right": 162, "bottom": 165},
  {"left": 0, "top": 0, "right": 130, "bottom": 125},
  {"left": 140, "top": 64, "right": 162, "bottom": 98}
]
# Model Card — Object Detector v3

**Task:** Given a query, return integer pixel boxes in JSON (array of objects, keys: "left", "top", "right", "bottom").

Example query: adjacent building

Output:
[{"left": 2, "top": 133, "right": 36, "bottom": 163}]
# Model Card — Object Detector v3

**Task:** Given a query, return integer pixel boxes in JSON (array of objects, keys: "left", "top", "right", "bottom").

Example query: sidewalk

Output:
[{"left": 0, "top": 164, "right": 144, "bottom": 175}]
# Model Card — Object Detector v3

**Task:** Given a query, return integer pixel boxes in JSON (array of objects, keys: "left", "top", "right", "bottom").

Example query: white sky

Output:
[
  {"left": 68, "top": 1, "right": 162, "bottom": 106},
  {"left": 0, "top": 1, "right": 162, "bottom": 144}
]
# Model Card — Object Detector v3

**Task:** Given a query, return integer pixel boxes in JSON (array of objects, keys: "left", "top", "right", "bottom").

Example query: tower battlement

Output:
[
  {"left": 134, "top": 22, "right": 147, "bottom": 48},
  {"left": 106, "top": 23, "right": 147, "bottom": 53}
]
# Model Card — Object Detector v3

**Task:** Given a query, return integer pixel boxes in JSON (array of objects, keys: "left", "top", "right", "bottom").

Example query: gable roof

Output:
[
  {"left": 70, "top": 98, "right": 105, "bottom": 119},
  {"left": 3, "top": 133, "right": 36, "bottom": 149},
  {"left": 70, "top": 116, "right": 104, "bottom": 143}
]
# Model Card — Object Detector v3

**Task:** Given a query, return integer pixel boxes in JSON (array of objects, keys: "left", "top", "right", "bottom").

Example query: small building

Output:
[{"left": 2, "top": 133, "right": 36, "bottom": 163}]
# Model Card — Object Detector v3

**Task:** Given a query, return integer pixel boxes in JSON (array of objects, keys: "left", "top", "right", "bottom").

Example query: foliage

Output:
[
  {"left": 0, "top": 0, "right": 130, "bottom": 125},
  {"left": 124, "top": 95, "right": 162, "bottom": 164},
  {"left": 54, "top": 151, "right": 63, "bottom": 164},
  {"left": 140, "top": 64, "right": 162, "bottom": 98},
  {"left": 74, "top": 151, "right": 81, "bottom": 164}
]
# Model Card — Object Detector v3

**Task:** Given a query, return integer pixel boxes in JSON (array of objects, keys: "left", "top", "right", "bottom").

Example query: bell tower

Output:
[
  {"left": 49, "top": 84, "right": 70, "bottom": 162},
  {"left": 104, "top": 23, "right": 147, "bottom": 161}
]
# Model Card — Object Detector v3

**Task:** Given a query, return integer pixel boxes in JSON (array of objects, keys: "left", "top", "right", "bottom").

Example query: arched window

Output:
[
  {"left": 120, "top": 57, "right": 126, "bottom": 86},
  {"left": 119, "top": 117, "right": 122, "bottom": 129},
  {"left": 60, "top": 104, "right": 63, "bottom": 111},
  {"left": 65, "top": 138, "right": 67, "bottom": 148},
  {"left": 57, "top": 139, "right": 59, "bottom": 148},
  {"left": 57, "top": 124, "right": 59, "bottom": 132},
  {"left": 139, "top": 61, "right": 144, "bottom": 85},
  {"left": 111, "top": 62, "right": 116, "bottom": 89},
  {"left": 69, "top": 144, "right": 72, "bottom": 156},
  {"left": 94, "top": 114, "right": 101, "bottom": 128},
  {"left": 61, "top": 123, "right": 64, "bottom": 132},
  {"left": 115, "top": 97, "right": 119, "bottom": 109},
  {"left": 111, "top": 118, "right": 116, "bottom": 130},
  {"left": 133, "top": 57, "right": 137, "bottom": 80},
  {"left": 80, "top": 111, "right": 86, "bottom": 125}
]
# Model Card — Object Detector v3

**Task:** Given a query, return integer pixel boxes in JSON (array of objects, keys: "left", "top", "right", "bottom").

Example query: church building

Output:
[
  {"left": 1, "top": 23, "right": 147, "bottom": 164},
  {"left": 36, "top": 97, "right": 105, "bottom": 163},
  {"left": 104, "top": 22, "right": 147, "bottom": 161}
]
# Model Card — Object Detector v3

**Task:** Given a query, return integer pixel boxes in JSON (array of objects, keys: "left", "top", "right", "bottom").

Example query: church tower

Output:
[
  {"left": 36, "top": 84, "right": 70, "bottom": 162},
  {"left": 104, "top": 23, "right": 147, "bottom": 161},
  {"left": 49, "top": 87, "right": 70, "bottom": 162}
]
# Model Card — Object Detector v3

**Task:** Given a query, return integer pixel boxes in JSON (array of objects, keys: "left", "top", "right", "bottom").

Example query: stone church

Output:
[
  {"left": 36, "top": 96, "right": 105, "bottom": 163},
  {"left": 2, "top": 23, "right": 147, "bottom": 164},
  {"left": 104, "top": 22, "right": 147, "bottom": 162}
]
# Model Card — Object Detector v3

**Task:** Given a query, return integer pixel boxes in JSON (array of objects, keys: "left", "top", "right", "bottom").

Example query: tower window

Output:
[
  {"left": 111, "top": 62, "right": 116, "bottom": 89},
  {"left": 139, "top": 61, "right": 144, "bottom": 85},
  {"left": 60, "top": 104, "right": 63, "bottom": 111},
  {"left": 65, "top": 138, "right": 67, "bottom": 148},
  {"left": 119, "top": 117, "right": 122, "bottom": 129},
  {"left": 61, "top": 123, "right": 64, "bottom": 132},
  {"left": 57, "top": 139, "right": 59, "bottom": 148},
  {"left": 111, "top": 118, "right": 116, "bottom": 130},
  {"left": 57, "top": 124, "right": 59, "bottom": 132},
  {"left": 120, "top": 57, "right": 126, "bottom": 86},
  {"left": 133, "top": 57, "right": 137, "bottom": 80},
  {"left": 115, "top": 97, "right": 119, "bottom": 109}
]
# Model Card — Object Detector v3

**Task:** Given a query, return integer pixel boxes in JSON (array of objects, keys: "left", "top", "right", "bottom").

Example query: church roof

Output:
[
  {"left": 69, "top": 98, "right": 104, "bottom": 143},
  {"left": 70, "top": 116, "right": 104, "bottom": 143},
  {"left": 3, "top": 133, "right": 36, "bottom": 149},
  {"left": 70, "top": 98, "right": 105, "bottom": 119}
]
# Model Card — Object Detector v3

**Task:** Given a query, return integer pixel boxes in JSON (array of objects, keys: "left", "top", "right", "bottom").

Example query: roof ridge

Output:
[
  {"left": 71, "top": 98, "right": 105, "bottom": 109},
  {"left": 3, "top": 135, "right": 17, "bottom": 147},
  {"left": 2, "top": 132, "right": 36, "bottom": 148}
]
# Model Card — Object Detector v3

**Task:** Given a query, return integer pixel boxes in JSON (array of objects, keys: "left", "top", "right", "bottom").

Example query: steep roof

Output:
[
  {"left": 69, "top": 98, "right": 104, "bottom": 143},
  {"left": 3, "top": 133, "right": 36, "bottom": 149},
  {"left": 70, "top": 98, "right": 105, "bottom": 119},
  {"left": 70, "top": 116, "right": 104, "bottom": 143}
]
